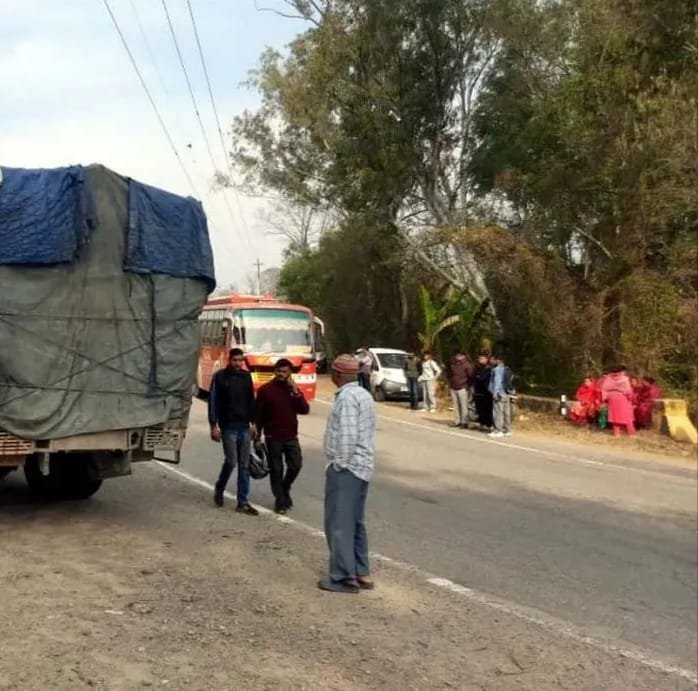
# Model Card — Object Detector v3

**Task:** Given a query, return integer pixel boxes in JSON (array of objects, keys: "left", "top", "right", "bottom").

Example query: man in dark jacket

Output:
[
  {"left": 472, "top": 353, "right": 494, "bottom": 430},
  {"left": 448, "top": 351, "right": 474, "bottom": 427},
  {"left": 403, "top": 352, "right": 422, "bottom": 410},
  {"left": 255, "top": 358, "right": 310, "bottom": 514},
  {"left": 208, "top": 348, "right": 259, "bottom": 515}
]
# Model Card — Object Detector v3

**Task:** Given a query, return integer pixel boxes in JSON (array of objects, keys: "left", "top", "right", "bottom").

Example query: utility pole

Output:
[{"left": 253, "top": 257, "right": 264, "bottom": 295}]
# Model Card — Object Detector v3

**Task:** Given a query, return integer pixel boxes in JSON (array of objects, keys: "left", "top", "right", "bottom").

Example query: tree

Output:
[
  {"left": 237, "top": 0, "right": 698, "bottom": 402},
  {"left": 233, "top": 0, "right": 502, "bottom": 308},
  {"left": 245, "top": 266, "right": 281, "bottom": 295},
  {"left": 467, "top": 0, "right": 697, "bottom": 380},
  {"left": 259, "top": 198, "right": 333, "bottom": 256}
]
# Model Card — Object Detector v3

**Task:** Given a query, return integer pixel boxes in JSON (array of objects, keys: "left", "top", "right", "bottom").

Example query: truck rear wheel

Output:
[
  {"left": 24, "top": 454, "right": 102, "bottom": 500},
  {"left": 0, "top": 467, "right": 15, "bottom": 480}
]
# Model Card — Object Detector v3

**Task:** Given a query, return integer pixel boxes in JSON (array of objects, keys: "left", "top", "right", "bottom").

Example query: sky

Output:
[{"left": 0, "top": 0, "right": 305, "bottom": 288}]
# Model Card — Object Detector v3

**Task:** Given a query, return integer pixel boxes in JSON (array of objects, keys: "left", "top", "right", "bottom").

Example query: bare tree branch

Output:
[
  {"left": 573, "top": 227, "right": 613, "bottom": 259},
  {"left": 260, "top": 198, "right": 334, "bottom": 252},
  {"left": 253, "top": 0, "right": 332, "bottom": 27},
  {"left": 254, "top": 0, "right": 314, "bottom": 24}
]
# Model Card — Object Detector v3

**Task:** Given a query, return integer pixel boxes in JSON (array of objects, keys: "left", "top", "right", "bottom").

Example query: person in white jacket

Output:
[{"left": 418, "top": 350, "right": 442, "bottom": 412}]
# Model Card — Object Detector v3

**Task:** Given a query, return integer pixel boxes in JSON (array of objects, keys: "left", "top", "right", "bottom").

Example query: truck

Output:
[{"left": 0, "top": 164, "right": 215, "bottom": 499}]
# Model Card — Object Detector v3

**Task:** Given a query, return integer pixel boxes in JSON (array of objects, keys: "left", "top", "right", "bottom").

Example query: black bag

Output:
[{"left": 249, "top": 440, "right": 269, "bottom": 480}]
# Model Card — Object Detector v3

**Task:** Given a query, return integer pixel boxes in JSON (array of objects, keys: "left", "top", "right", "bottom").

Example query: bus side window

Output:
[
  {"left": 205, "top": 319, "right": 217, "bottom": 346},
  {"left": 199, "top": 319, "right": 207, "bottom": 345},
  {"left": 213, "top": 320, "right": 227, "bottom": 347},
  {"left": 220, "top": 320, "right": 230, "bottom": 347},
  {"left": 210, "top": 320, "right": 220, "bottom": 346}
]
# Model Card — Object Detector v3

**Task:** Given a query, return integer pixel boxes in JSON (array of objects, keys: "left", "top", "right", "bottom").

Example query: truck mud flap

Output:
[
  {"left": 89, "top": 451, "right": 132, "bottom": 480},
  {"left": 152, "top": 450, "right": 181, "bottom": 465}
]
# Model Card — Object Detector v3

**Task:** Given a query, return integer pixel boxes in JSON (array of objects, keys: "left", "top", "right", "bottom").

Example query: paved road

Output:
[{"left": 180, "top": 392, "right": 698, "bottom": 675}]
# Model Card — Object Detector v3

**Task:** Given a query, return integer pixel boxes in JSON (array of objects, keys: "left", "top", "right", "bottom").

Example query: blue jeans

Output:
[
  {"left": 407, "top": 377, "right": 419, "bottom": 409},
  {"left": 215, "top": 426, "right": 251, "bottom": 504},
  {"left": 324, "top": 466, "right": 369, "bottom": 583}
]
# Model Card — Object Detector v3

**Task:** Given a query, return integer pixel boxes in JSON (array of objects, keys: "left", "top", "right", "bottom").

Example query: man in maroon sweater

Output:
[{"left": 255, "top": 358, "right": 310, "bottom": 514}]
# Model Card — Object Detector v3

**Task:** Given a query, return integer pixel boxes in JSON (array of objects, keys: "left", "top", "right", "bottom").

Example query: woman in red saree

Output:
[
  {"left": 633, "top": 377, "right": 662, "bottom": 428},
  {"left": 568, "top": 377, "right": 598, "bottom": 425},
  {"left": 601, "top": 367, "right": 635, "bottom": 436}
]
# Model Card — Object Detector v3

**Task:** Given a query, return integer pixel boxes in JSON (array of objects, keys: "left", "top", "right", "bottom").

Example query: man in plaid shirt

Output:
[{"left": 319, "top": 354, "right": 377, "bottom": 594}]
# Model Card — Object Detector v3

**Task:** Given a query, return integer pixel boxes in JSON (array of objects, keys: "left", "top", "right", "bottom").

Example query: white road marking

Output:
[
  {"left": 426, "top": 576, "right": 697, "bottom": 683},
  {"left": 314, "top": 398, "right": 690, "bottom": 479},
  {"left": 154, "top": 460, "right": 697, "bottom": 684}
]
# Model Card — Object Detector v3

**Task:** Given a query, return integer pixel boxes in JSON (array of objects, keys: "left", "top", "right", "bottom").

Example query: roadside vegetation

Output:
[{"left": 229, "top": 0, "right": 697, "bottom": 407}]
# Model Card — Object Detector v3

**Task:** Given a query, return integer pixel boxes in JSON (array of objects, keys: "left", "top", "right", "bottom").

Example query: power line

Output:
[
  {"left": 101, "top": 0, "right": 200, "bottom": 199},
  {"left": 128, "top": 0, "right": 169, "bottom": 96},
  {"left": 160, "top": 0, "right": 218, "bottom": 179},
  {"left": 160, "top": 0, "right": 248, "bottom": 252},
  {"left": 186, "top": 0, "right": 254, "bottom": 249}
]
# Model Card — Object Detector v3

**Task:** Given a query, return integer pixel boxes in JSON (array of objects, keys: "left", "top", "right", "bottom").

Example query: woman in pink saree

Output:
[{"left": 601, "top": 366, "right": 635, "bottom": 436}]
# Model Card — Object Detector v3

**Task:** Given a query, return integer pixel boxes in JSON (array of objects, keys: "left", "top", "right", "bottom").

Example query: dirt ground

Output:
[{"left": 0, "top": 466, "right": 693, "bottom": 691}]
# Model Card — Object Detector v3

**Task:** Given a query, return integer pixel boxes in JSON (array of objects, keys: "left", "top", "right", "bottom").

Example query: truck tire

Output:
[{"left": 24, "top": 454, "right": 102, "bottom": 500}]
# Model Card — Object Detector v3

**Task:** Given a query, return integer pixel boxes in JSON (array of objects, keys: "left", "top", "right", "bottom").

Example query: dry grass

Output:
[{"left": 515, "top": 410, "right": 697, "bottom": 460}]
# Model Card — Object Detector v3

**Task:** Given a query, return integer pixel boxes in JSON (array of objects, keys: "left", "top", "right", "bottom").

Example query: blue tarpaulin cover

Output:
[
  {"left": 0, "top": 165, "right": 96, "bottom": 264},
  {"left": 0, "top": 164, "right": 215, "bottom": 439},
  {"left": 126, "top": 180, "right": 216, "bottom": 292}
]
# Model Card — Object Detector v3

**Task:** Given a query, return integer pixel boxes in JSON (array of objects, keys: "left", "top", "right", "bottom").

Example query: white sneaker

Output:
[
  {"left": 429, "top": 408, "right": 436, "bottom": 413},
  {"left": 504, "top": 431, "right": 512, "bottom": 437},
  {"left": 489, "top": 431, "right": 504, "bottom": 438}
]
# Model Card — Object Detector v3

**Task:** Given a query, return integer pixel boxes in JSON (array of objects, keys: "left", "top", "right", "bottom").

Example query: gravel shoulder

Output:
[{"left": 1, "top": 465, "right": 694, "bottom": 691}]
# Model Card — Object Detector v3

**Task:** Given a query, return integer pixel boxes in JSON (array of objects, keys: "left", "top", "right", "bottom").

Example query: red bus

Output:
[{"left": 195, "top": 294, "right": 323, "bottom": 401}]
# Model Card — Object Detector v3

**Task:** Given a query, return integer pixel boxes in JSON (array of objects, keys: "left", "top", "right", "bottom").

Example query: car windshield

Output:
[
  {"left": 377, "top": 352, "right": 406, "bottom": 369},
  {"left": 232, "top": 308, "right": 312, "bottom": 354}
]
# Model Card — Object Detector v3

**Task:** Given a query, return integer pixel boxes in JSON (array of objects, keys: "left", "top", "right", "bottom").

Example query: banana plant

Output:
[
  {"left": 417, "top": 285, "right": 491, "bottom": 356},
  {"left": 417, "top": 285, "right": 461, "bottom": 352}
]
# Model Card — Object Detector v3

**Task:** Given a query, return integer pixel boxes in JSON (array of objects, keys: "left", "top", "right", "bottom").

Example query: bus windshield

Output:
[{"left": 231, "top": 308, "right": 313, "bottom": 354}]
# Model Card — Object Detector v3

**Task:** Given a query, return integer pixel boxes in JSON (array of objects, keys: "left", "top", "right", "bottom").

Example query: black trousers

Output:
[
  {"left": 474, "top": 392, "right": 494, "bottom": 428},
  {"left": 267, "top": 438, "right": 303, "bottom": 508},
  {"left": 358, "top": 372, "right": 371, "bottom": 391}
]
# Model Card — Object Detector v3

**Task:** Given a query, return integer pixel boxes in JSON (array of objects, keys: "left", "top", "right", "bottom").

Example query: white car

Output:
[{"left": 356, "top": 347, "right": 412, "bottom": 401}]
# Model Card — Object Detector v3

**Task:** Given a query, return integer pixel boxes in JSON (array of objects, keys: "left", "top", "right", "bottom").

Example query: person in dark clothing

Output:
[
  {"left": 357, "top": 348, "right": 372, "bottom": 391},
  {"left": 447, "top": 351, "right": 474, "bottom": 427},
  {"left": 403, "top": 352, "right": 422, "bottom": 410},
  {"left": 472, "top": 353, "right": 494, "bottom": 430},
  {"left": 208, "top": 348, "right": 259, "bottom": 515},
  {"left": 255, "top": 358, "right": 310, "bottom": 514}
]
